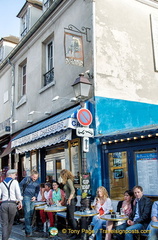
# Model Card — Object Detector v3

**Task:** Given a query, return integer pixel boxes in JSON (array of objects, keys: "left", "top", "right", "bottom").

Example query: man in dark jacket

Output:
[
  {"left": 124, "top": 185, "right": 152, "bottom": 240},
  {"left": 20, "top": 170, "right": 39, "bottom": 237},
  {"left": 116, "top": 185, "right": 152, "bottom": 240}
]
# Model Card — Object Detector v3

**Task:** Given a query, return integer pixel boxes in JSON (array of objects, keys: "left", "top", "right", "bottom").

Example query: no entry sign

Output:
[{"left": 77, "top": 108, "right": 93, "bottom": 126}]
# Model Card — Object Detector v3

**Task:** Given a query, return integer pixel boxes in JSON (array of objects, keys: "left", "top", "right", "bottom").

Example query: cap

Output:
[{"left": 7, "top": 169, "right": 17, "bottom": 175}]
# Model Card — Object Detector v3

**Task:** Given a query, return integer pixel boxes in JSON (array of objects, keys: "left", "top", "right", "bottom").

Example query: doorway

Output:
[{"left": 108, "top": 151, "right": 129, "bottom": 200}]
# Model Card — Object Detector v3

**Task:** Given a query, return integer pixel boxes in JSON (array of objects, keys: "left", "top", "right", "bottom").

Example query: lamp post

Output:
[
  {"left": 72, "top": 73, "right": 92, "bottom": 210},
  {"left": 72, "top": 73, "right": 92, "bottom": 172}
]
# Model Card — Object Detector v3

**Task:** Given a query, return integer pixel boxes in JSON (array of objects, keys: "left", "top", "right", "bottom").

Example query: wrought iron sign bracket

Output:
[{"left": 65, "top": 24, "right": 91, "bottom": 42}]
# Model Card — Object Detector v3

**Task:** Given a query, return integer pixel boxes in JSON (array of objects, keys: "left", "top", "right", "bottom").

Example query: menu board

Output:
[
  {"left": 136, "top": 152, "right": 158, "bottom": 196},
  {"left": 81, "top": 173, "right": 90, "bottom": 198}
]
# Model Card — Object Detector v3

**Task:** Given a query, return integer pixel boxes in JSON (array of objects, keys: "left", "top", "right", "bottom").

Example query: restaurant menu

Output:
[{"left": 136, "top": 152, "right": 158, "bottom": 196}]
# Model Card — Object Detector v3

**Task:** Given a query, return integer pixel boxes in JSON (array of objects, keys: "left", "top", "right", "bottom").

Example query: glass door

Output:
[{"left": 108, "top": 151, "right": 128, "bottom": 200}]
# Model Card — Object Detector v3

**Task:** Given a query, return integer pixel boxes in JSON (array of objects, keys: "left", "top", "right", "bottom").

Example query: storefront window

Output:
[
  {"left": 31, "top": 150, "right": 38, "bottom": 171},
  {"left": 135, "top": 149, "right": 158, "bottom": 196},
  {"left": 69, "top": 139, "right": 81, "bottom": 183},
  {"left": 108, "top": 151, "right": 128, "bottom": 199},
  {"left": 22, "top": 154, "right": 31, "bottom": 177},
  {"left": 45, "top": 144, "right": 65, "bottom": 182}
]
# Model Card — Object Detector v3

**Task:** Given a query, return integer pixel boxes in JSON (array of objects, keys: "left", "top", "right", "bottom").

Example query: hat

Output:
[{"left": 7, "top": 169, "right": 17, "bottom": 175}]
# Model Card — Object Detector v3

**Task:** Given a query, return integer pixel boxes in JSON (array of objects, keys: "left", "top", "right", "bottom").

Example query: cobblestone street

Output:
[{"left": 0, "top": 223, "right": 80, "bottom": 240}]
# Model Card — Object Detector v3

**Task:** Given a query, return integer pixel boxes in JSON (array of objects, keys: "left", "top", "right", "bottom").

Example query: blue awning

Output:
[{"left": 12, "top": 105, "right": 80, "bottom": 148}]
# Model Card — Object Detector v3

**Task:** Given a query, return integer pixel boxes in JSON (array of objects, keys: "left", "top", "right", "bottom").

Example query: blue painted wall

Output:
[
  {"left": 95, "top": 96, "right": 158, "bottom": 135},
  {"left": 86, "top": 96, "right": 158, "bottom": 196}
]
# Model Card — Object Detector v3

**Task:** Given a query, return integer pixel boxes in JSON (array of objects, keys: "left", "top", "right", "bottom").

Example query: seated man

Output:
[
  {"left": 147, "top": 201, "right": 158, "bottom": 240},
  {"left": 116, "top": 185, "right": 152, "bottom": 240}
]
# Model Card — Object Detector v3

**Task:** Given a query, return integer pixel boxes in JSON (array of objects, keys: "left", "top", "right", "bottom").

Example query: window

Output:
[
  {"left": 18, "top": 60, "right": 27, "bottom": 102},
  {"left": 21, "top": 10, "right": 29, "bottom": 38},
  {"left": 43, "top": 40, "right": 54, "bottom": 86},
  {"left": 22, "top": 64, "right": 26, "bottom": 96}
]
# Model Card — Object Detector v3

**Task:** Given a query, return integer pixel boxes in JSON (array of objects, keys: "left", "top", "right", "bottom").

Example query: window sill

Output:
[
  {"left": 16, "top": 95, "right": 27, "bottom": 109},
  {"left": 39, "top": 81, "right": 55, "bottom": 94}
]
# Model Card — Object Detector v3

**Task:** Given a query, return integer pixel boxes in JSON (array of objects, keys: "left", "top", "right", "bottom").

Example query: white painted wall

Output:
[{"left": 95, "top": 0, "right": 158, "bottom": 104}]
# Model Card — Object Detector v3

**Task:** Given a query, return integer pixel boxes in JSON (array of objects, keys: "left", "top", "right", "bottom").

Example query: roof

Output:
[
  {"left": 0, "top": 36, "right": 19, "bottom": 44},
  {"left": 17, "top": 0, "right": 43, "bottom": 18}
]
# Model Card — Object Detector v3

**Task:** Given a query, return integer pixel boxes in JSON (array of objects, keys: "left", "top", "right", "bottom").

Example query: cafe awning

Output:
[{"left": 12, "top": 105, "right": 80, "bottom": 149}]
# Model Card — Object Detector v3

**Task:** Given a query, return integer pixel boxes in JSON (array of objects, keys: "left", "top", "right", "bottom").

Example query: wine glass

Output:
[{"left": 109, "top": 209, "right": 113, "bottom": 216}]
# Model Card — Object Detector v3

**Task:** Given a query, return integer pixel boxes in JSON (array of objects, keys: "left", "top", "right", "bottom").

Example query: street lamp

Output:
[
  {"left": 72, "top": 73, "right": 92, "bottom": 209},
  {"left": 72, "top": 73, "right": 92, "bottom": 102}
]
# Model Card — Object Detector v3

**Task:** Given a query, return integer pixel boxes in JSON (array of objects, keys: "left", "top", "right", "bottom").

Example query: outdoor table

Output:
[
  {"left": 33, "top": 201, "right": 46, "bottom": 207},
  {"left": 44, "top": 205, "right": 67, "bottom": 239},
  {"left": 74, "top": 209, "right": 98, "bottom": 240},
  {"left": 35, "top": 204, "right": 47, "bottom": 211},
  {"left": 100, "top": 214, "right": 129, "bottom": 222}
]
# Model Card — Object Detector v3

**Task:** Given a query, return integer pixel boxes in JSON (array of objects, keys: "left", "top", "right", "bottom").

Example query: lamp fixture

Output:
[
  {"left": 12, "top": 120, "right": 18, "bottom": 124},
  {"left": 28, "top": 111, "right": 41, "bottom": 115},
  {"left": 72, "top": 73, "right": 92, "bottom": 100},
  {"left": 44, "top": 111, "right": 51, "bottom": 115},
  {"left": 27, "top": 120, "right": 33, "bottom": 124},
  {"left": 52, "top": 95, "right": 77, "bottom": 102}
]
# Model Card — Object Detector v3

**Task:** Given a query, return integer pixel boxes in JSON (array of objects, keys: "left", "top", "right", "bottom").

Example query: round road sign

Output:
[{"left": 77, "top": 108, "right": 93, "bottom": 126}]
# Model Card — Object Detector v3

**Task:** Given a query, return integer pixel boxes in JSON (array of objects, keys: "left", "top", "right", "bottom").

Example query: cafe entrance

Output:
[{"left": 108, "top": 151, "right": 129, "bottom": 200}]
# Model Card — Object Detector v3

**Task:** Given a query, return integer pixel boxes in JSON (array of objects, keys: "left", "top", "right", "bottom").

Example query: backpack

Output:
[{"left": 21, "top": 177, "right": 31, "bottom": 194}]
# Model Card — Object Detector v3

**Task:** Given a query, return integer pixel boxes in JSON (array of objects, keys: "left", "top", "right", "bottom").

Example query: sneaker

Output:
[{"left": 89, "top": 234, "right": 95, "bottom": 240}]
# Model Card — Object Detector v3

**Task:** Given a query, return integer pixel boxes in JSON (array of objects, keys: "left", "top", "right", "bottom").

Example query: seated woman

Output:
[
  {"left": 48, "top": 181, "right": 65, "bottom": 206},
  {"left": 39, "top": 182, "right": 54, "bottom": 232},
  {"left": 89, "top": 186, "right": 113, "bottom": 240},
  {"left": 106, "top": 190, "right": 134, "bottom": 240}
]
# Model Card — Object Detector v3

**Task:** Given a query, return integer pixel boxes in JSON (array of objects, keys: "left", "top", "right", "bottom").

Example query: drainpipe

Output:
[{"left": 8, "top": 59, "right": 15, "bottom": 135}]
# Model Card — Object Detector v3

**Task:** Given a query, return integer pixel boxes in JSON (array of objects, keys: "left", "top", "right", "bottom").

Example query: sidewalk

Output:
[{"left": 0, "top": 222, "right": 73, "bottom": 240}]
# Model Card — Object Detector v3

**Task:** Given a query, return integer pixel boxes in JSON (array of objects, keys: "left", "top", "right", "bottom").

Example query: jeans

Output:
[
  {"left": 147, "top": 221, "right": 158, "bottom": 240},
  {"left": 1, "top": 202, "right": 17, "bottom": 240},
  {"left": 66, "top": 198, "right": 77, "bottom": 230},
  {"left": 125, "top": 223, "right": 144, "bottom": 240},
  {"left": 91, "top": 215, "right": 106, "bottom": 240},
  {"left": 115, "top": 222, "right": 144, "bottom": 240},
  {"left": 23, "top": 196, "right": 35, "bottom": 235}
]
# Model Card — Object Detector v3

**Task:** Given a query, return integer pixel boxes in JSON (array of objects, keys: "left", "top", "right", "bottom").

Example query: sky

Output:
[{"left": 0, "top": 0, "right": 26, "bottom": 39}]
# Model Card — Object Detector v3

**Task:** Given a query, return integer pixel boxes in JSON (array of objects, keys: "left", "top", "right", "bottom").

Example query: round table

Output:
[
  {"left": 100, "top": 214, "right": 128, "bottom": 221},
  {"left": 33, "top": 201, "right": 46, "bottom": 207},
  {"left": 44, "top": 205, "right": 67, "bottom": 212},
  {"left": 44, "top": 205, "right": 67, "bottom": 239},
  {"left": 74, "top": 210, "right": 98, "bottom": 240},
  {"left": 35, "top": 204, "right": 47, "bottom": 211}
]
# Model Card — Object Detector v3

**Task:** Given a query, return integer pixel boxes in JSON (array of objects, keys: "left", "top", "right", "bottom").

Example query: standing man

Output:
[
  {"left": 0, "top": 169, "right": 23, "bottom": 240},
  {"left": 20, "top": 170, "right": 39, "bottom": 237}
]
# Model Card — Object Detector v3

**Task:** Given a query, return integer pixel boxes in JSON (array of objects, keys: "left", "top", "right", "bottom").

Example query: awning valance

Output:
[
  {"left": 12, "top": 105, "right": 80, "bottom": 148},
  {"left": 15, "top": 129, "right": 72, "bottom": 154}
]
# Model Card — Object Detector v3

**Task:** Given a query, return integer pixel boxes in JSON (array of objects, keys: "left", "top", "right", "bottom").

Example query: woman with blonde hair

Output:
[
  {"left": 89, "top": 186, "right": 113, "bottom": 240},
  {"left": 60, "top": 169, "right": 78, "bottom": 239}
]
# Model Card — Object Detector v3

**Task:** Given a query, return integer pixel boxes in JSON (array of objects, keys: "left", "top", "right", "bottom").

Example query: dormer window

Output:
[
  {"left": 21, "top": 11, "right": 29, "bottom": 38},
  {"left": 17, "top": 1, "right": 42, "bottom": 39}
]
